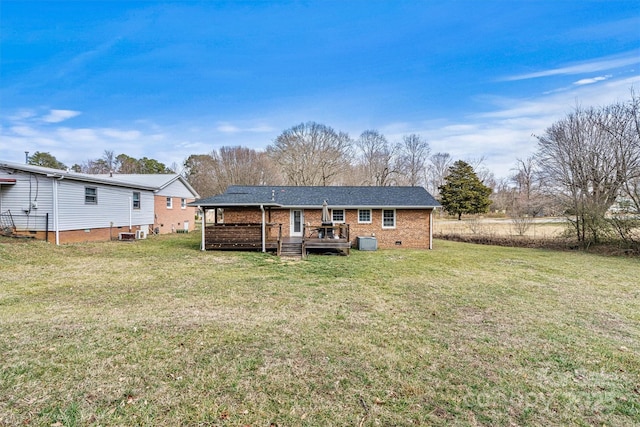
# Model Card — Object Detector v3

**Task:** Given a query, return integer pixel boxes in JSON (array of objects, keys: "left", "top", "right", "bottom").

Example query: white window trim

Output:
[
  {"left": 382, "top": 209, "right": 396, "bottom": 229},
  {"left": 358, "top": 209, "right": 372, "bottom": 224},
  {"left": 166, "top": 197, "right": 173, "bottom": 209},
  {"left": 85, "top": 187, "right": 97, "bottom": 205},
  {"left": 181, "top": 198, "right": 187, "bottom": 209},
  {"left": 332, "top": 209, "right": 345, "bottom": 224},
  {"left": 132, "top": 192, "right": 141, "bottom": 210}
]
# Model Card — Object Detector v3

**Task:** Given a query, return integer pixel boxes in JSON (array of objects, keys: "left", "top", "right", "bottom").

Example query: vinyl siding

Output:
[
  {"left": 56, "top": 180, "right": 154, "bottom": 230},
  {"left": 0, "top": 170, "right": 54, "bottom": 230},
  {"left": 155, "top": 179, "right": 197, "bottom": 198}
]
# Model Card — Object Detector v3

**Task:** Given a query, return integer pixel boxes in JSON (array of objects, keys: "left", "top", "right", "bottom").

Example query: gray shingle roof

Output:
[{"left": 190, "top": 185, "right": 440, "bottom": 208}]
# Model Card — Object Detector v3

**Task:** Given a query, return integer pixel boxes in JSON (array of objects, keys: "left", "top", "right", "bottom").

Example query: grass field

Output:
[{"left": 1, "top": 233, "right": 639, "bottom": 426}]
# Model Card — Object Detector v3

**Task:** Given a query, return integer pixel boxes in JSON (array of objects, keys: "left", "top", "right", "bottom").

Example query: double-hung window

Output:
[
  {"left": 166, "top": 197, "right": 173, "bottom": 209},
  {"left": 332, "top": 209, "right": 345, "bottom": 223},
  {"left": 382, "top": 209, "right": 396, "bottom": 228},
  {"left": 358, "top": 209, "right": 372, "bottom": 224},
  {"left": 181, "top": 198, "right": 187, "bottom": 209},
  {"left": 132, "top": 192, "right": 141, "bottom": 209},
  {"left": 85, "top": 187, "right": 97, "bottom": 204}
]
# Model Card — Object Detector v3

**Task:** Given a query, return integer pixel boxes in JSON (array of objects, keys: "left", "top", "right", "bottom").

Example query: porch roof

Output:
[{"left": 190, "top": 185, "right": 440, "bottom": 209}]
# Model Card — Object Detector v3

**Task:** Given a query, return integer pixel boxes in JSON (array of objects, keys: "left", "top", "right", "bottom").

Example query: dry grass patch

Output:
[{"left": 1, "top": 234, "right": 639, "bottom": 426}]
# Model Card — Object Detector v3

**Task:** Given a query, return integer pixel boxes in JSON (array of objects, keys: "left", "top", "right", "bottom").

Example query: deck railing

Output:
[
  {"left": 303, "top": 223, "right": 350, "bottom": 241},
  {"left": 302, "top": 223, "right": 351, "bottom": 256}
]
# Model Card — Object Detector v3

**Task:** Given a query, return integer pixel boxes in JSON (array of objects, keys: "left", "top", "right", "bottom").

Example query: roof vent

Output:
[{"left": 271, "top": 189, "right": 275, "bottom": 201}]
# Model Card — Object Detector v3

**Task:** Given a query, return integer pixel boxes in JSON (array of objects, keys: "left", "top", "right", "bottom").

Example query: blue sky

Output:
[{"left": 1, "top": 1, "right": 639, "bottom": 178}]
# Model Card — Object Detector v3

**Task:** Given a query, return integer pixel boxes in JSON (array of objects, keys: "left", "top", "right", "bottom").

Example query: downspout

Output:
[
  {"left": 429, "top": 208, "right": 433, "bottom": 250},
  {"left": 128, "top": 196, "right": 132, "bottom": 231},
  {"left": 260, "top": 204, "right": 266, "bottom": 252},
  {"left": 199, "top": 207, "right": 205, "bottom": 251},
  {"left": 53, "top": 177, "right": 61, "bottom": 245}
]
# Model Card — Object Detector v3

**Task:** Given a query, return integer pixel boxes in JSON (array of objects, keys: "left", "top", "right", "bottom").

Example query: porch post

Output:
[
  {"left": 429, "top": 208, "right": 433, "bottom": 250},
  {"left": 260, "top": 204, "right": 266, "bottom": 252},
  {"left": 200, "top": 206, "right": 205, "bottom": 251}
]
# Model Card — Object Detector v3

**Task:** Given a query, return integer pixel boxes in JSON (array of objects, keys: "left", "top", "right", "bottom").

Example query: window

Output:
[
  {"left": 132, "top": 192, "right": 140, "bottom": 209},
  {"left": 181, "top": 198, "right": 187, "bottom": 209},
  {"left": 85, "top": 187, "right": 97, "bottom": 204},
  {"left": 382, "top": 209, "right": 396, "bottom": 228},
  {"left": 358, "top": 209, "right": 372, "bottom": 224},
  {"left": 166, "top": 197, "right": 173, "bottom": 209},
  {"left": 332, "top": 209, "right": 345, "bottom": 223}
]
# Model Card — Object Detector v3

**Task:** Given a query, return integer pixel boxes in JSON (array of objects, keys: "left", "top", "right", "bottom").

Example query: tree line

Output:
[
  {"left": 26, "top": 151, "right": 174, "bottom": 174},
  {"left": 25, "top": 92, "right": 640, "bottom": 248},
  {"left": 183, "top": 124, "right": 463, "bottom": 197}
]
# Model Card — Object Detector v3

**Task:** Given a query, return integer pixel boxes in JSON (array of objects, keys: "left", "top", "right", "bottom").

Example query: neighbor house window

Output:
[
  {"left": 166, "top": 197, "right": 173, "bottom": 209},
  {"left": 382, "top": 209, "right": 396, "bottom": 228},
  {"left": 358, "top": 209, "right": 372, "bottom": 224},
  {"left": 332, "top": 209, "right": 345, "bottom": 223},
  {"left": 85, "top": 187, "right": 97, "bottom": 204},
  {"left": 132, "top": 192, "right": 140, "bottom": 209},
  {"left": 181, "top": 198, "right": 187, "bottom": 209}
]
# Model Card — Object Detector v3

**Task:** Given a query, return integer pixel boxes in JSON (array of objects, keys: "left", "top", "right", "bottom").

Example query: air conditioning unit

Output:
[{"left": 136, "top": 230, "right": 147, "bottom": 239}]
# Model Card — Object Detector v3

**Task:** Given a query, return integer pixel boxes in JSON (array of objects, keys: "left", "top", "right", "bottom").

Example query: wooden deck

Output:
[
  {"left": 204, "top": 223, "right": 280, "bottom": 251},
  {"left": 203, "top": 223, "right": 351, "bottom": 257}
]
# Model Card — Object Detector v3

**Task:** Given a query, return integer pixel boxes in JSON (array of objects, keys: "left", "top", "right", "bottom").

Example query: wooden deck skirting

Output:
[
  {"left": 204, "top": 223, "right": 280, "bottom": 251},
  {"left": 203, "top": 222, "right": 351, "bottom": 256}
]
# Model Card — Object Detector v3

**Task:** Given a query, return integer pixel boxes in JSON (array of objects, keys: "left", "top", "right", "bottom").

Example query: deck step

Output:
[{"left": 280, "top": 242, "right": 303, "bottom": 257}]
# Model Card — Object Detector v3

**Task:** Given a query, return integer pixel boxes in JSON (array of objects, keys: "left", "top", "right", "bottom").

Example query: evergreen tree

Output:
[
  {"left": 439, "top": 160, "right": 492, "bottom": 220},
  {"left": 27, "top": 151, "right": 67, "bottom": 170}
]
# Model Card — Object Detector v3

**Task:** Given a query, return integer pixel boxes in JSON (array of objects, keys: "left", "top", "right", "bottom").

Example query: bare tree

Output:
[
  {"left": 267, "top": 122, "right": 352, "bottom": 186},
  {"left": 184, "top": 147, "right": 280, "bottom": 197},
  {"left": 510, "top": 156, "right": 545, "bottom": 216},
  {"left": 183, "top": 154, "right": 219, "bottom": 198},
  {"left": 213, "top": 146, "right": 279, "bottom": 190},
  {"left": 491, "top": 176, "right": 515, "bottom": 214},
  {"left": 396, "top": 134, "right": 430, "bottom": 186},
  {"left": 425, "top": 152, "right": 452, "bottom": 198},
  {"left": 466, "top": 156, "right": 496, "bottom": 190},
  {"left": 607, "top": 92, "right": 640, "bottom": 214},
  {"left": 354, "top": 130, "right": 397, "bottom": 185},
  {"left": 102, "top": 150, "right": 116, "bottom": 173},
  {"left": 535, "top": 100, "right": 640, "bottom": 244}
]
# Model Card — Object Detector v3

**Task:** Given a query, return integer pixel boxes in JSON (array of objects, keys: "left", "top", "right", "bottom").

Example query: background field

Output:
[
  {"left": 434, "top": 217, "right": 566, "bottom": 239},
  {"left": 1, "top": 233, "right": 639, "bottom": 426}
]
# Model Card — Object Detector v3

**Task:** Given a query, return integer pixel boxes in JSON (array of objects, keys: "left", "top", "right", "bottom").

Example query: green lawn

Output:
[{"left": 1, "top": 234, "right": 639, "bottom": 426}]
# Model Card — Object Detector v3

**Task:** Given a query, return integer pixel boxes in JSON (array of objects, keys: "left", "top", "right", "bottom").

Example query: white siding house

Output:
[
  {"left": 0, "top": 161, "right": 197, "bottom": 244},
  {"left": 94, "top": 173, "right": 199, "bottom": 234}
]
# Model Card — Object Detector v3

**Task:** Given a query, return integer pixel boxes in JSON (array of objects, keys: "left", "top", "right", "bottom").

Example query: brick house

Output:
[{"left": 190, "top": 185, "right": 440, "bottom": 255}]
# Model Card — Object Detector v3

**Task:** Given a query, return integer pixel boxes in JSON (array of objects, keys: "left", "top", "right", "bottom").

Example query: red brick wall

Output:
[
  {"left": 221, "top": 207, "right": 433, "bottom": 249},
  {"left": 154, "top": 196, "right": 197, "bottom": 234},
  {"left": 347, "top": 209, "right": 431, "bottom": 249}
]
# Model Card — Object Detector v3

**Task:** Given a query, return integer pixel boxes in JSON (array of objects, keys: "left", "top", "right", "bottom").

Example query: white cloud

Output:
[
  {"left": 217, "top": 123, "right": 240, "bottom": 133},
  {"left": 42, "top": 109, "right": 81, "bottom": 123},
  {"left": 573, "top": 75, "right": 611, "bottom": 86},
  {"left": 216, "top": 122, "right": 275, "bottom": 134},
  {"left": 504, "top": 52, "right": 639, "bottom": 81},
  {"left": 10, "top": 126, "right": 39, "bottom": 137},
  {"left": 101, "top": 129, "right": 142, "bottom": 140}
]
